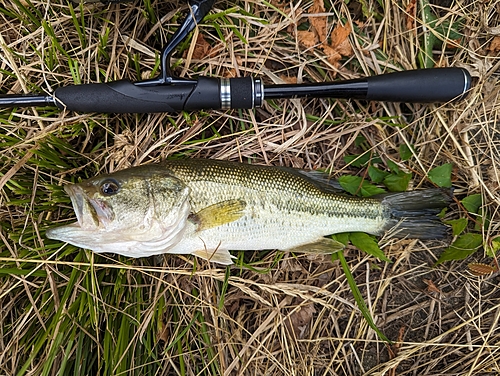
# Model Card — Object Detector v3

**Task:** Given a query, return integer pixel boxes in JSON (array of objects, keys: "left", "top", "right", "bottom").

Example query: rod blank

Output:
[{"left": 0, "top": 94, "right": 55, "bottom": 107}]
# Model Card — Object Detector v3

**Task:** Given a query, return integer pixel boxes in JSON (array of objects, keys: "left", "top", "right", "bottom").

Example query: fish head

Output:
[{"left": 46, "top": 165, "right": 191, "bottom": 256}]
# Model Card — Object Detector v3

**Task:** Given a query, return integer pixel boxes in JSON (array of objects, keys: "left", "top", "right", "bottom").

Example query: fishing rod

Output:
[{"left": 0, "top": 0, "right": 472, "bottom": 114}]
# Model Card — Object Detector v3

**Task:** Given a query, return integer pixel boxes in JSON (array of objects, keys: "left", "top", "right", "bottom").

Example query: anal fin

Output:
[
  {"left": 288, "top": 238, "right": 345, "bottom": 255},
  {"left": 192, "top": 248, "right": 235, "bottom": 265}
]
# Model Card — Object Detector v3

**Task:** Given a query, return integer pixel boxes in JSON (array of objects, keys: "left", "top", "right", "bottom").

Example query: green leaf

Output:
[
  {"left": 435, "top": 233, "right": 483, "bottom": 265},
  {"left": 339, "top": 175, "right": 386, "bottom": 197},
  {"left": 344, "top": 153, "right": 371, "bottom": 167},
  {"left": 383, "top": 171, "right": 412, "bottom": 192},
  {"left": 334, "top": 251, "right": 391, "bottom": 343},
  {"left": 418, "top": 0, "right": 438, "bottom": 68},
  {"left": 344, "top": 153, "right": 382, "bottom": 168},
  {"left": 444, "top": 218, "right": 468, "bottom": 236},
  {"left": 368, "top": 165, "right": 389, "bottom": 183},
  {"left": 461, "top": 194, "right": 482, "bottom": 214},
  {"left": 428, "top": 163, "right": 453, "bottom": 188},
  {"left": 437, "top": 206, "right": 448, "bottom": 219},
  {"left": 338, "top": 175, "right": 361, "bottom": 195},
  {"left": 386, "top": 160, "right": 400, "bottom": 173},
  {"left": 399, "top": 144, "right": 414, "bottom": 161},
  {"left": 354, "top": 134, "right": 367, "bottom": 147},
  {"left": 331, "top": 233, "right": 350, "bottom": 246},
  {"left": 361, "top": 183, "right": 387, "bottom": 197},
  {"left": 485, "top": 238, "right": 500, "bottom": 257},
  {"left": 349, "top": 232, "right": 391, "bottom": 262}
]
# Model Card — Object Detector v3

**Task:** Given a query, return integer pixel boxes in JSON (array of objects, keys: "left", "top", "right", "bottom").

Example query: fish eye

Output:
[{"left": 100, "top": 179, "right": 120, "bottom": 196}]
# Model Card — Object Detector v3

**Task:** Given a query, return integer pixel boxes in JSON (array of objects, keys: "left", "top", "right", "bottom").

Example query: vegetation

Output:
[{"left": 1, "top": 0, "right": 499, "bottom": 374}]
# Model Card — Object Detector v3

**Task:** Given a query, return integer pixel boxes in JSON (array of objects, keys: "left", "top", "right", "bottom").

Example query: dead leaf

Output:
[
  {"left": 309, "top": 0, "right": 327, "bottom": 43},
  {"left": 333, "top": 35, "right": 352, "bottom": 57},
  {"left": 330, "top": 22, "right": 352, "bottom": 50},
  {"left": 354, "top": 20, "right": 365, "bottom": 29},
  {"left": 297, "top": 2, "right": 352, "bottom": 71},
  {"left": 423, "top": 279, "right": 441, "bottom": 294},
  {"left": 487, "top": 36, "right": 500, "bottom": 55},
  {"left": 297, "top": 30, "right": 318, "bottom": 48},
  {"left": 321, "top": 23, "right": 352, "bottom": 68},
  {"left": 321, "top": 44, "right": 343, "bottom": 67},
  {"left": 157, "top": 321, "right": 169, "bottom": 343},
  {"left": 279, "top": 74, "right": 298, "bottom": 84},
  {"left": 270, "top": 0, "right": 288, "bottom": 10},
  {"left": 444, "top": 39, "right": 462, "bottom": 49},
  {"left": 285, "top": 300, "right": 316, "bottom": 339},
  {"left": 192, "top": 33, "right": 211, "bottom": 60},
  {"left": 405, "top": 0, "right": 417, "bottom": 34},
  {"left": 223, "top": 68, "right": 237, "bottom": 78},
  {"left": 387, "top": 327, "right": 406, "bottom": 376}
]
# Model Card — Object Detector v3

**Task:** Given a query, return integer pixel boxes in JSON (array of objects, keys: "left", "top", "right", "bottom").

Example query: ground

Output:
[{"left": 0, "top": 0, "right": 499, "bottom": 375}]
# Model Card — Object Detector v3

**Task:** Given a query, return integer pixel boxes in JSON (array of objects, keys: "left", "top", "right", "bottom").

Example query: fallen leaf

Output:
[
  {"left": 444, "top": 39, "right": 462, "bottom": 49},
  {"left": 387, "top": 327, "right": 406, "bottom": 376},
  {"left": 297, "top": 30, "right": 318, "bottom": 48},
  {"left": 487, "top": 36, "right": 500, "bottom": 54},
  {"left": 321, "top": 44, "right": 342, "bottom": 67},
  {"left": 285, "top": 300, "right": 316, "bottom": 339},
  {"left": 279, "top": 74, "right": 298, "bottom": 84},
  {"left": 297, "top": 2, "right": 352, "bottom": 71},
  {"left": 405, "top": 0, "right": 417, "bottom": 34},
  {"left": 330, "top": 22, "right": 352, "bottom": 50},
  {"left": 223, "top": 68, "right": 237, "bottom": 78},
  {"left": 354, "top": 20, "right": 365, "bottom": 28},
  {"left": 270, "top": 0, "right": 288, "bottom": 10},
  {"left": 157, "top": 321, "right": 169, "bottom": 343},
  {"left": 309, "top": 0, "right": 327, "bottom": 43},
  {"left": 322, "top": 23, "right": 353, "bottom": 68},
  {"left": 192, "top": 33, "right": 211, "bottom": 60},
  {"left": 423, "top": 279, "right": 441, "bottom": 293}
]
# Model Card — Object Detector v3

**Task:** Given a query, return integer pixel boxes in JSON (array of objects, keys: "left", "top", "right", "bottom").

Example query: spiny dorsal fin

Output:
[
  {"left": 191, "top": 199, "right": 246, "bottom": 231},
  {"left": 277, "top": 167, "right": 344, "bottom": 194}
]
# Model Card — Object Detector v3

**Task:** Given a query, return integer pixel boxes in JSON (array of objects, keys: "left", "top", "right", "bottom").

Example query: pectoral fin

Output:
[
  {"left": 192, "top": 248, "right": 235, "bottom": 265},
  {"left": 288, "top": 238, "right": 345, "bottom": 255},
  {"left": 191, "top": 199, "right": 246, "bottom": 231}
]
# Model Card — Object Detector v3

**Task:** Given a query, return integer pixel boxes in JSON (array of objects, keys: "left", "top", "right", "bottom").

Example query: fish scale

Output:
[
  {"left": 163, "top": 159, "right": 383, "bottom": 220},
  {"left": 160, "top": 160, "right": 388, "bottom": 259}
]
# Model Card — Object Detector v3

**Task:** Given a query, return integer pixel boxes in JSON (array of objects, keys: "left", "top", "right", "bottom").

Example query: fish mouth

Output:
[
  {"left": 64, "top": 184, "right": 98, "bottom": 230},
  {"left": 64, "top": 184, "right": 114, "bottom": 230}
]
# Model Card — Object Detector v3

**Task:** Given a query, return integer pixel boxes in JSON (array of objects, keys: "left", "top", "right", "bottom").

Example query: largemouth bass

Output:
[{"left": 46, "top": 159, "right": 451, "bottom": 264}]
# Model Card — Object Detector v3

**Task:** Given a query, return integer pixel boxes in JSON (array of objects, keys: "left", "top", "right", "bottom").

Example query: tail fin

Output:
[{"left": 380, "top": 189, "right": 452, "bottom": 240}]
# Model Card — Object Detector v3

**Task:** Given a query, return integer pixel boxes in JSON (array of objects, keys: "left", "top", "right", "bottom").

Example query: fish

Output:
[{"left": 46, "top": 159, "right": 451, "bottom": 265}]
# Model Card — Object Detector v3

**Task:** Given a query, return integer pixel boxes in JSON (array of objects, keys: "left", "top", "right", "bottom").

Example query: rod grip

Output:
[
  {"left": 54, "top": 77, "right": 261, "bottom": 113},
  {"left": 54, "top": 78, "right": 222, "bottom": 113},
  {"left": 54, "top": 81, "right": 189, "bottom": 113},
  {"left": 366, "top": 68, "right": 471, "bottom": 103}
]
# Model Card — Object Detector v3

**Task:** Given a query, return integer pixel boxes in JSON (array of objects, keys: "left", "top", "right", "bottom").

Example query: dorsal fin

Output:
[{"left": 277, "top": 167, "right": 344, "bottom": 194}]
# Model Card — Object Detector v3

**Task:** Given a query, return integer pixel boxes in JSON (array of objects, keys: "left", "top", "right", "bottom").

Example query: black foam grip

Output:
[
  {"left": 54, "top": 81, "right": 193, "bottom": 113},
  {"left": 366, "top": 68, "right": 471, "bottom": 103},
  {"left": 183, "top": 77, "right": 221, "bottom": 110},
  {"left": 230, "top": 77, "right": 254, "bottom": 109}
]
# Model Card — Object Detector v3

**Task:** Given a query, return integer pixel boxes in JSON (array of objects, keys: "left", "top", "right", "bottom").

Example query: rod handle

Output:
[
  {"left": 366, "top": 68, "right": 471, "bottom": 103},
  {"left": 54, "top": 80, "right": 191, "bottom": 113},
  {"left": 53, "top": 77, "right": 262, "bottom": 113}
]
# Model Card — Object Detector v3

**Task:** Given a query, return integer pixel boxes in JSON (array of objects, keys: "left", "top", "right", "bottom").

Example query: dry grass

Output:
[{"left": 1, "top": 0, "right": 500, "bottom": 375}]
